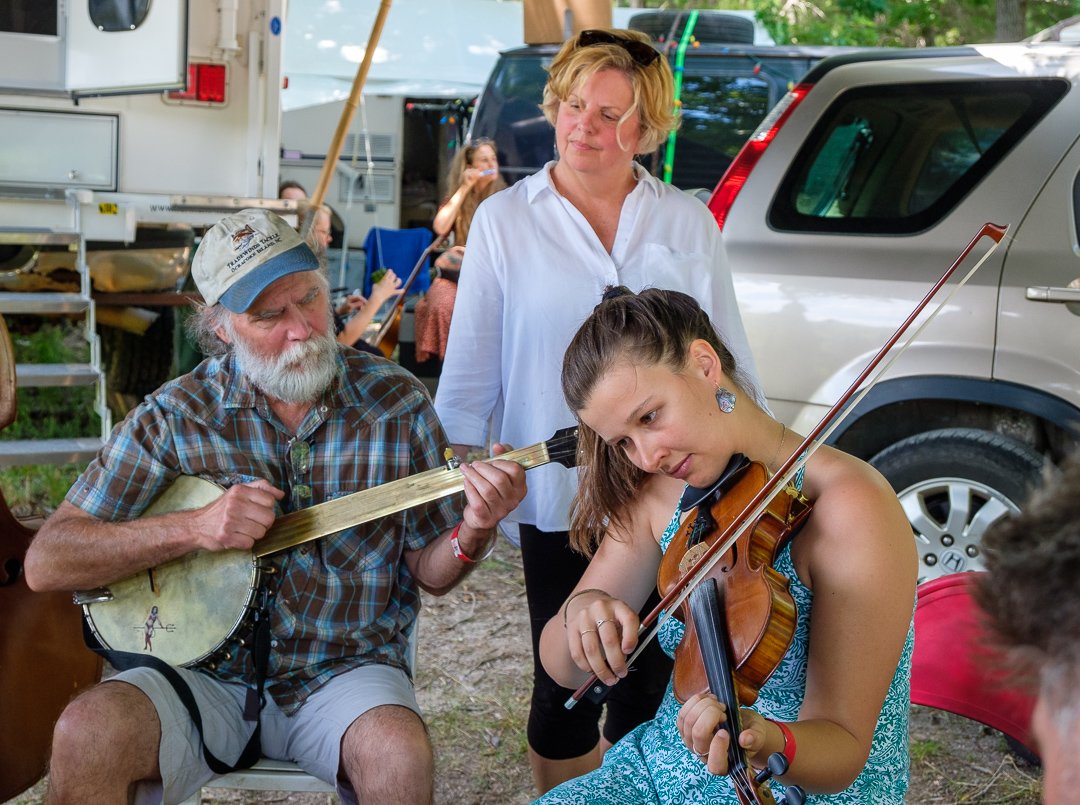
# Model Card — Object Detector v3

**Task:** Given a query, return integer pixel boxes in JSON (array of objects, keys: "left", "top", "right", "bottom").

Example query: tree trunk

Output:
[{"left": 996, "top": 0, "right": 1026, "bottom": 41}]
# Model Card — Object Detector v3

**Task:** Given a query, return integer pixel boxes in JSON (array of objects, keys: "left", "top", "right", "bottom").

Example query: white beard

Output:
[{"left": 232, "top": 329, "right": 340, "bottom": 404}]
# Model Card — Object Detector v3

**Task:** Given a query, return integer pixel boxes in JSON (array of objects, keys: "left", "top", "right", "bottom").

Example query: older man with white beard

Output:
[{"left": 24, "top": 209, "right": 527, "bottom": 805}]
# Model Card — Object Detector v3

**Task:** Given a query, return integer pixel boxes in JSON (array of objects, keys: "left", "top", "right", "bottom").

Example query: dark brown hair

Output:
[
  {"left": 975, "top": 451, "right": 1077, "bottom": 710},
  {"left": 561, "top": 286, "right": 750, "bottom": 555}
]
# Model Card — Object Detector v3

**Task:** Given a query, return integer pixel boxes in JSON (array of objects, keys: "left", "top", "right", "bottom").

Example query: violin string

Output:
[{"left": 733, "top": 767, "right": 757, "bottom": 802}]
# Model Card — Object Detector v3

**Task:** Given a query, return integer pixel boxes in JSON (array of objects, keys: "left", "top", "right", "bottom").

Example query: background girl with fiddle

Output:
[
  {"left": 537, "top": 288, "right": 916, "bottom": 803},
  {"left": 415, "top": 138, "right": 505, "bottom": 364}
]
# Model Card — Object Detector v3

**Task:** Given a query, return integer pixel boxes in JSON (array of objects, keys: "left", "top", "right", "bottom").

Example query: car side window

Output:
[
  {"left": 770, "top": 79, "right": 1069, "bottom": 234},
  {"left": 795, "top": 115, "right": 876, "bottom": 217}
]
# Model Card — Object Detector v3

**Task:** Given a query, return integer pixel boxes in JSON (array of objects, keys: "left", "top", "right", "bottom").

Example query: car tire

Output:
[
  {"left": 628, "top": 11, "right": 755, "bottom": 44},
  {"left": 869, "top": 428, "right": 1047, "bottom": 584},
  {"left": 1004, "top": 735, "right": 1041, "bottom": 767},
  {"left": 101, "top": 307, "right": 175, "bottom": 399}
]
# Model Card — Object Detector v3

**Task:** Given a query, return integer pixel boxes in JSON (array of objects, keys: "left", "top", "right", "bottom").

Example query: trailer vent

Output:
[
  {"left": 341, "top": 133, "right": 395, "bottom": 162},
  {"left": 339, "top": 170, "right": 395, "bottom": 204}
]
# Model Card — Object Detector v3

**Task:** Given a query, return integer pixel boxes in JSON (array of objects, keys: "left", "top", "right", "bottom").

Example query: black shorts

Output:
[{"left": 519, "top": 524, "right": 673, "bottom": 760}]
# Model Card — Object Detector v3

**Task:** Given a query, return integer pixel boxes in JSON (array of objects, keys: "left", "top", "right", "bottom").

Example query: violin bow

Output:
[{"left": 567, "top": 221, "right": 1009, "bottom": 710}]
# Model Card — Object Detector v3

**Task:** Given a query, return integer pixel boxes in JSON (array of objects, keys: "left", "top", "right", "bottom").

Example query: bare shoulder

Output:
[
  {"left": 597, "top": 473, "right": 683, "bottom": 558},
  {"left": 797, "top": 447, "right": 916, "bottom": 587}
]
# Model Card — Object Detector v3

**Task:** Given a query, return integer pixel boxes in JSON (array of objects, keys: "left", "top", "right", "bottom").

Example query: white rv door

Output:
[{"left": 0, "top": 1, "right": 187, "bottom": 96}]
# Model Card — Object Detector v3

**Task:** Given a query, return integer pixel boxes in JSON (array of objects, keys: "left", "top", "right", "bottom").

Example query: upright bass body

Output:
[
  {"left": 1, "top": 496, "right": 102, "bottom": 801},
  {"left": 0, "top": 310, "right": 102, "bottom": 800}
]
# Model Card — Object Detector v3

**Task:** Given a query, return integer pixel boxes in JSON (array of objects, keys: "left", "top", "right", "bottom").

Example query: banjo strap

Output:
[{"left": 81, "top": 612, "right": 271, "bottom": 775}]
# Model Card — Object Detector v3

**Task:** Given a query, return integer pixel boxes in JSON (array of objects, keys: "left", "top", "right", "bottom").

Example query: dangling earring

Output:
[{"left": 715, "top": 386, "right": 736, "bottom": 414}]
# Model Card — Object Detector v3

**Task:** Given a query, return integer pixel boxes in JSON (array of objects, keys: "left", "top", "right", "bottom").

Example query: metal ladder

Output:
[{"left": 0, "top": 206, "right": 111, "bottom": 467}]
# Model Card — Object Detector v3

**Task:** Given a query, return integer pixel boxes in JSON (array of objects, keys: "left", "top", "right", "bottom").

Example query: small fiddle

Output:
[{"left": 368, "top": 234, "right": 447, "bottom": 357}]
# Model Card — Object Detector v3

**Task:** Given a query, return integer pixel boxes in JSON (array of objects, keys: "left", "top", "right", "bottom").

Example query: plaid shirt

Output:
[{"left": 69, "top": 349, "right": 459, "bottom": 714}]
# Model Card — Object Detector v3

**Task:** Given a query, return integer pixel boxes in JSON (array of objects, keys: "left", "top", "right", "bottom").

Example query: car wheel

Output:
[
  {"left": 1004, "top": 735, "right": 1040, "bottom": 767},
  {"left": 628, "top": 11, "right": 755, "bottom": 44},
  {"left": 869, "top": 428, "right": 1046, "bottom": 584},
  {"left": 101, "top": 307, "right": 176, "bottom": 399}
]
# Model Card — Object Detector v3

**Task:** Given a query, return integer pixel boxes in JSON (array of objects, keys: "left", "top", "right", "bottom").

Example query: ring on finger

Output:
[
  {"left": 596, "top": 618, "right": 615, "bottom": 629},
  {"left": 580, "top": 628, "right": 598, "bottom": 637}
]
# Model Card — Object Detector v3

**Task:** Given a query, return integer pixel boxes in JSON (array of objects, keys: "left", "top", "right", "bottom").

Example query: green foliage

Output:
[
  {"left": 911, "top": 737, "right": 943, "bottom": 762},
  {"left": 4, "top": 323, "right": 99, "bottom": 439},
  {"left": 614, "top": 0, "right": 1080, "bottom": 46},
  {"left": 0, "top": 321, "right": 95, "bottom": 512},
  {"left": 0, "top": 463, "right": 84, "bottom": 514}
]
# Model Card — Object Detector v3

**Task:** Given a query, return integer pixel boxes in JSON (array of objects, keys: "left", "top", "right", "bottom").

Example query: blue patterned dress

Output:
[{"left": 536, "top": 488, "right": 913, "bottom": 804}]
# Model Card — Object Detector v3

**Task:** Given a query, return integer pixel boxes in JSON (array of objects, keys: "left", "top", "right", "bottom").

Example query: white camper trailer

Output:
[
  {"left": 0, "top": 0, "right": 290, "bottom": 464},
  {"left": 0, "top": 0, "right": 524, "bottom": 463}
]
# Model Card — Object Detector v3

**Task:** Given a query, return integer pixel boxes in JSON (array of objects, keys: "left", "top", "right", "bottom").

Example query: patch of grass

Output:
[
  {"left": 5, "top": 321, "right": 99, "bottom": 439},
  {"left": 910, "top": 737, "right": 942, "bottom": 763},
  {"left": 0, "top": 463, "right": 85, "bottom": 514}
]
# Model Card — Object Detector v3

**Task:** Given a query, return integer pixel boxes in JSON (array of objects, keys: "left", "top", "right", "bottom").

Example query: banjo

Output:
[{"left": 76, "top": 427, "right": 578, "bottom": 668}]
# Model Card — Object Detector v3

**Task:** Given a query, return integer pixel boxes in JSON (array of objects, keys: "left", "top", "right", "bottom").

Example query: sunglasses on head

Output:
[{"left": 577, "top": 30, "right": 660, "bottom": 67}]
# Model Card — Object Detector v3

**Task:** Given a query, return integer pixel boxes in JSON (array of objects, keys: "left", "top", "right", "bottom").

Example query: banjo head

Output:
[{"left": 82, "top": 476, "right": 260, "bottom": 667}]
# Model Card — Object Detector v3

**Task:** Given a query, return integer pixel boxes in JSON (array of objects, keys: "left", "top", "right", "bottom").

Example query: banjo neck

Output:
[{"left": 257, "top": 433, "right": 575, "bottom": 556}]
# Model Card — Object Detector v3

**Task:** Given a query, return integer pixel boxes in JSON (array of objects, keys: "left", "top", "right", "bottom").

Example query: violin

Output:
[
  {"left": 368, "top": 234, "right": 447, "bottom": 358},
  {"left": 659, "top": 457, "right": 810, "bottom": 707},
  {"left": 658, "top": 455, "right": 811, "bottom": 804}
]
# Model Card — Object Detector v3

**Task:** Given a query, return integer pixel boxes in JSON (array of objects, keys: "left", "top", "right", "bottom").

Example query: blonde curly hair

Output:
[{"left": 541, "top": 28, "right": 679, "bottom": 155}]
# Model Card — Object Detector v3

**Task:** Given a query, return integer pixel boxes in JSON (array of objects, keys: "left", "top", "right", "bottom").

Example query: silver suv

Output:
[{"left": 709, "top": 44, "right": 1080, "bottom": 582}]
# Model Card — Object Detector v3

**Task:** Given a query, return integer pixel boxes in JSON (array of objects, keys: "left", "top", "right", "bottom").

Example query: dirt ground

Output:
[{"left": 7, "top": 539, "right": 1041, "bottom": 805}]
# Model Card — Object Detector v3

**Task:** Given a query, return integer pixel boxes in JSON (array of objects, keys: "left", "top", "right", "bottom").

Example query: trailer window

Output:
[
  {"left": 0, "top": 3, "right": 57, "bottom": 36},
  {"left": 90, "top": 0, "right": 152, "bottom": 32}
]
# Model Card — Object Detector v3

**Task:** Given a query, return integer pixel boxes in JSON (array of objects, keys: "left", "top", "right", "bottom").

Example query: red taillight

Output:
[
  {"left": 166, "top": 63, "right": 228, "bottom": 104},
  {"left": 707, "top": 83, "right": 811, "bottom": 231}
]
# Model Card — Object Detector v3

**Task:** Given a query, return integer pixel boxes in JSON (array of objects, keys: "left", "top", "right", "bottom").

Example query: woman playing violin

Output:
[{"left": 536, "top": 287, "right": 916, "bottom": 803}]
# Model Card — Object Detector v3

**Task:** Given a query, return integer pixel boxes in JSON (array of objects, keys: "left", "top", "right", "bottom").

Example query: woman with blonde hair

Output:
[
  {"left": 434, "top": 29, "right": 763, "bottom": 793},
  {"left": 432, "top": 137, "right": 506, "bottom": 244}
]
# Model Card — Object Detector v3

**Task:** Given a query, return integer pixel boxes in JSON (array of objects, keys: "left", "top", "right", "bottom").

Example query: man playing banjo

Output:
[{"left": 24, "top": 209, "right": 527, "bottom": 805}]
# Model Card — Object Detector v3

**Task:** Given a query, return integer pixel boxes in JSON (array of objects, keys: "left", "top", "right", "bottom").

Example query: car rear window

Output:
[
  {"left": 470, "top": 53, "right": 554, "bottom": 185},
  {"left": 670, "top": 56, "right": 814, "bottom": 190},
  {"left": 768, "top": 78, "right": 1069, "bottom": 234}
]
